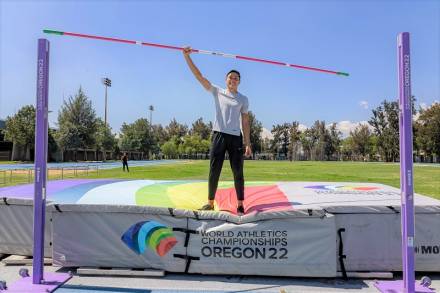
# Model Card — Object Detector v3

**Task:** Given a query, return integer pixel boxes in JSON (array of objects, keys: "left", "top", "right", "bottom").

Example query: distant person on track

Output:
[
  {"left": 121, "top": 153, "right": 129, "bottom": 172},
  {"left": 183, "top": 46, "right": 252, "bottom": 216}
]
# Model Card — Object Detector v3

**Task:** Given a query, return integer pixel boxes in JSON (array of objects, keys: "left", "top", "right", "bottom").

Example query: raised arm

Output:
[{"left": 183, "top": 47, "right": 212, "bottom": 91}]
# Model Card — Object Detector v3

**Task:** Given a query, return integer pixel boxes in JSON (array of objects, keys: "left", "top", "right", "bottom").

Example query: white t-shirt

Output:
[{"left": 209, "top": 84, "right": 249, "bottom": 136}]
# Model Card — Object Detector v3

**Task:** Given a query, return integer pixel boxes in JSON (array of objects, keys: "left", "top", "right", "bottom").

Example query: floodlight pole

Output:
[
  {"left": 105, "top": 84, "right": 108, "bottom": 125},
  {"left": 149, "top": 105, "right": 154, "bottom": 129},
  {"left": 101, "top": 77, "right": 112, "bottom": 126}
]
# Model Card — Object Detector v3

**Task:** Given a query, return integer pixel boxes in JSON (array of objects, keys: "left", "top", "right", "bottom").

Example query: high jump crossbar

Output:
[{"left": 43, "top": 29, "right": 349, "bottom": 77}]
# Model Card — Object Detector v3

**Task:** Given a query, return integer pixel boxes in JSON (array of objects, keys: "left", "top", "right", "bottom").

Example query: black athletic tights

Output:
[{"left": 208, "top": 131, "right": 244, "bottom": 201}]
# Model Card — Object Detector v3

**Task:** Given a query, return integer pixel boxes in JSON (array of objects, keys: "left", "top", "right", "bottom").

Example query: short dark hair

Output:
[{"left": 226, "top": 70, "right": 241, "bottom": 80}]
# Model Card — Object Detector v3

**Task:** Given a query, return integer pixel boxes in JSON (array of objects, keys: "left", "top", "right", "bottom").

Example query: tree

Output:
[
  {"left": 95, "top": 118, "right": 116, "bottom": 161},
  {"left": 0, "top": 119, "right": 6, "bottom": 141},
  {"left": 300, "top": 127, "right": 318, "bottom": 160},
  {"left": 300, "top": 120, "right": 334, "bottom": 161},
  {"left": 190, "top": 118, "right": 211, "bottom": 140},
  {"left": 161, "top": 140, "right": 178, "bottom": 159},
  {"left": 327, "top": 123, "right": 342, "bottom": 160},
  {"left": 4, "top": 106, "right": 58, "bottom": 161},
  {"left": 350, "top": 124, "right": 373, "bottom": 161},
  {"left": 4, "top": 105, "right": 35, "bottom": 160},
  {"left": 271, "top": 123, "right": 290, "bottom": 158},
  {"left": 248, "top": 111, "right": 263, "bottom": 156},
  {"left": 151, "top": 124, "right": 169, "bottom": 155},
  {"left": 369, "top": 98, "right": 417, "bottom": 162},
  {"left": 340, "top": 137, "right": 354, "bottom": 161},
  {"left": 288, "top": 122, "right": 301, "bottom": 161},
  {"left": 179, "top": 135, "right": 210, "bottom": 156},
  {"left": 56, "top": 88, "right": 98, "bottom": 159},
  {"left": 166, "top": 118, "right": 188, "bottom": 140},
  {"left": 415, "top": 102, "right": 440, "bottom": 161},
  {"left": 48, "top": 128, "right": 59, "bottom": 162},
  {"left": 309, "top": 120, "right": 328, "bottom": 161},
  {"left": 119, "top": 118, "right": 154, "bottom": 156},
  {"left": 368, "top": 100, "right": 400, "bottom": 162},
  {"left": 261, "top": 137, "right": 272, "bottom": 155}
]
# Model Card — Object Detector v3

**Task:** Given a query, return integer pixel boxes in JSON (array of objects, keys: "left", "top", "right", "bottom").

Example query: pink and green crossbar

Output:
[{"left": 43, "top": 29, "right": 349, "bottom": 77}]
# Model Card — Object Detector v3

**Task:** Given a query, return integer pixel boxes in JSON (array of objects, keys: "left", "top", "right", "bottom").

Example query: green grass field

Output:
[{"left": 76, "top": 160, "right": 440, "bottom": 200}]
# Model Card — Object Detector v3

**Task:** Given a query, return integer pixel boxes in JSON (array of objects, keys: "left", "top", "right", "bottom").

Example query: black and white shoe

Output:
[{"left": 237, "top": 205, "right": 245, "bottom": 216}]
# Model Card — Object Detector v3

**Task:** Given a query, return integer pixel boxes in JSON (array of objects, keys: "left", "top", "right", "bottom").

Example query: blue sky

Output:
[{"left": 1, "top": 0, "right": 439, "bottom": 136}]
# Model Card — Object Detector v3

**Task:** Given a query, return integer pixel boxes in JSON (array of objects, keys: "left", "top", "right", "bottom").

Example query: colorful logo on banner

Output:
[
  {"left": 304, "top": 185, "right": 380, "bottom": 191},
  {"left": 121, "top": 221, "right": 177, "bottom": 257}
]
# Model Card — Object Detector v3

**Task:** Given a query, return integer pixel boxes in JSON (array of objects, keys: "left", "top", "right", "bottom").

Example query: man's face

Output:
[{"left": 226, "top": 72, "right": 240, "bottom": 92}]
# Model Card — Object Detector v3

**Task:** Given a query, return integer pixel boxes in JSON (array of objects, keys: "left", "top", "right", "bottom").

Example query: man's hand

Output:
[
  {"left": 245, "top": 145, "right": 253, "bottom": 158},
  {"left": 183, "top": 46, "right": 192, "bottom": 57}
]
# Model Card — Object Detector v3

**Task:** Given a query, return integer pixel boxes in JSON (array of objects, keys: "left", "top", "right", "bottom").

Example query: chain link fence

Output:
[{"left": 0, "top": 165, "right": 99, "bottom": 186}]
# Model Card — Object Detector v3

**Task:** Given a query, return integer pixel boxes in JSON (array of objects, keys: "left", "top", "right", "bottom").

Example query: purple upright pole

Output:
[
  {"left": 398, "top": 31, "right": 415, "bottom": 293},
  {"left": 6, "top": 38, "right": 71, "bottom": 292},
  {"left": 33, "top": 38, "right": 50, "bottom": 284},
  {"left": 375, "top": 32, "right": 434, "bottom": 293}
]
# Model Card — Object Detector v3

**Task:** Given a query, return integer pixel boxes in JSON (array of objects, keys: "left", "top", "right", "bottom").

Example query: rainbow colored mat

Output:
[{"left": 1, "top": 179, "right": 433, "bottom": 215}]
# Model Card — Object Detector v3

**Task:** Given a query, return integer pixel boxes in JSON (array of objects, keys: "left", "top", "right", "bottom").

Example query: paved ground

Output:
[
  {"left": 1, "top": 263, "right": 438, "bottom": 292},
  {"left": 0, "top": 160, "right": 179, "bottom": 170}
]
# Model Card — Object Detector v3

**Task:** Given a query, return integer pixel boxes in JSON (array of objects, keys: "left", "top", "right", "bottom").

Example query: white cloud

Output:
[
  {"left": 262, "top": 121, "right": 372, "bottom": 139},
  {"left": 359, "top": 100, "right": 369, "bottom": 109},
  {"left": 420, "top": 101, "right": 439, "bottom": 110},
  {"left": 261, "top": 124, "right": 307, "bottom": 140},
  {"left": 415, "top": 101, "right": 440, "bottom": 120},
  {"left": 261, "top": 128, "right": 273, "bottom": 140},
  {"left": 420, "top": 102, "right": 428, "bottom": 110},
  {"left": 298, "top": 124, "right": 308, "bottom": 132},
  {"left": 333, "top": 120, "right": 372, "bottom": 138}
]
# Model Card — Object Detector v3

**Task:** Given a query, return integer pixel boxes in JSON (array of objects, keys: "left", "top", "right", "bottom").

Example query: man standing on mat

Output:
[{"left": 183, "top": 46, "right": 252, "bottom": 215}]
